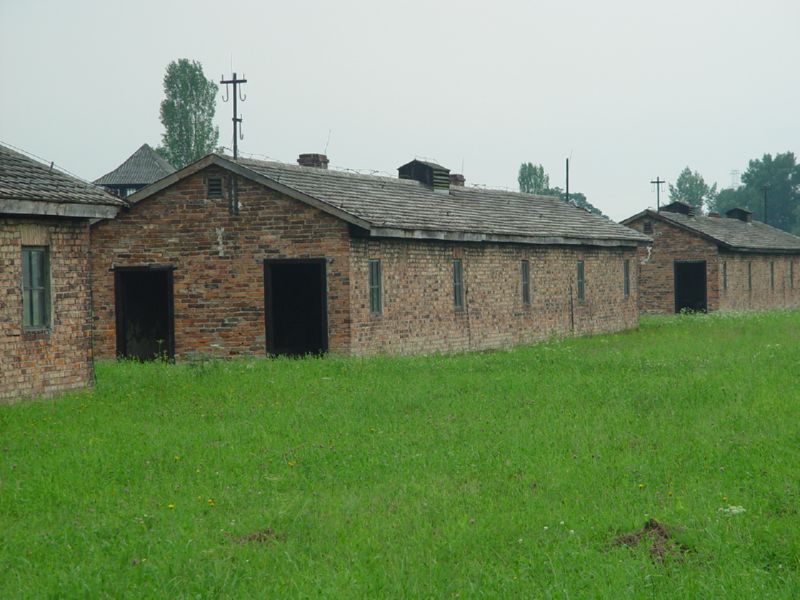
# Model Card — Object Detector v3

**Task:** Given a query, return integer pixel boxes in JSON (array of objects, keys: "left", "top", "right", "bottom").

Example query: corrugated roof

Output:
[
  {"left": 626, "top": 209, "right": 800, "bottom": 252},
  {"left": 94, "top": 144, "right": 175, "bottom": 186},
  {"left": 236, "top": 158, "right": 649, "bottom": 245},
  {"left": 0, "top": 144, "right": 125, "bottom": 207}
]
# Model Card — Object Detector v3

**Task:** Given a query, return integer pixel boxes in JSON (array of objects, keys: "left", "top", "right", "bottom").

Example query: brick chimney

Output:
[
  {"left": 297, "top": 153, "right": 329, "bottom": 169},
  {"left": 449, "top": 173, "right": 465, "bottom": 187},
  {"left": 726, "top": 207, "right": 752, "bottom": 222}
]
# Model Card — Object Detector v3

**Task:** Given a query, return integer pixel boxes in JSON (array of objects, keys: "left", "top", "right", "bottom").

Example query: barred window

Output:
[
  {"left": 748, "top": 262, "right": 752, "bottom": 291},
  {"left": 368, "top": 259, "right": 381, "bottom": 315},
  {"left": 722, "top": 261, "right": 727, "bottom": 292},
  {"left": 521, "top": 260, "right": 530, "bottom": 305},
  {"left": 643, "top": 220, "right": 653, "bottom": 234},
  {"left": 791, "top": 261, "right": 795, "bottom": 289},
  {"left": 22, "top": 246, "right": 50, "bottom": 330},
  {"left": 453, "top": 259, "right": 464, "bottom": 310},
  {"left": 770, "top": 261, "right": 775, "bottom": 290},
  {"left": 576, "top": 260, "right": 585, "bottom": 302},
  {"left": 623, "top": 259, "right": 630, "bottom": 298}
]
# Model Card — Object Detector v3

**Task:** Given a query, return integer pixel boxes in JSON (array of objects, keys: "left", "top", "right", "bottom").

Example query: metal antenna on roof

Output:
[
  {"left": 220, "top": 72, "right": 247, "bottom": 159},
  {"left": 650, "top": 177, "right": 665, "bottom": 210},
  {"left": 761, "top": 184, "right": 769, "bottom": 225},
  {"left": 324, "top": 129, "right": 332, "bottom": 155}
]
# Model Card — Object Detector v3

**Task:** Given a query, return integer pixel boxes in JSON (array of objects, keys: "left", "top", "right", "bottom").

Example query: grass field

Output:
[{"left": 2, "top": 311, "right": 800, "bottom": 598}]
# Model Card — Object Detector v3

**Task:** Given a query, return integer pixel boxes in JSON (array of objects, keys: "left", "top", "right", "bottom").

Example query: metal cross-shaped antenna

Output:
[
  {"left": 650, "top": 177, "right": 665, "bottom": 210},
  {"left": 221, "top": 72, "right": 247, "bottom": 158}
]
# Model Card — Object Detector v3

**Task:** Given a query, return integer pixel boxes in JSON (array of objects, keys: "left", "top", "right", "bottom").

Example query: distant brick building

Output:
[
  {"left": 90, "top": 153, "right": 649, "bottom": 360},
  {"left": 0, "top": 144, "right": 123, "bottom": 402},
  {"left": 623, "top": 201, "right": 800, "bottom": 314}
]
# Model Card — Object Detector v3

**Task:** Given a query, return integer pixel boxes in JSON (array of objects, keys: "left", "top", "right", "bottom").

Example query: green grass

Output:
[{"left": 2, "top": 311, "right": 800, "bottom": 598}]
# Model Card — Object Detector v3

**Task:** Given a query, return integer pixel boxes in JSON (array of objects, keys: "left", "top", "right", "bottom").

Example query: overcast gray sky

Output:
[{"left": 1, "top": 0, "right": 798, "bottom": 220}]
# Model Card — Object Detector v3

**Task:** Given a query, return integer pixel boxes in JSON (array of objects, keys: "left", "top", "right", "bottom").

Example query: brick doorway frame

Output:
[
  {"left": 113, "top": 266, "right": 176, "bottom": 361},
  {"left": 263, "top": 258, "right": 329, "bottom": 356},
  {"left": 673, "top": 260, "right": 707, "bottom": 313}
]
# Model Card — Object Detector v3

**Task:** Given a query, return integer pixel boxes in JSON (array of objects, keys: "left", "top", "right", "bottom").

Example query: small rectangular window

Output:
[
  {"left": 521, "top": 260, "right": 530, "bottom": 305},
  {"left": 228, "top": 176, "right": 239, "bottom": 215},
  {"left": 576, "top": 260, "right": 585, "bottom": 302},
  {"left": 453, "top": 259, "right": 464, "bottom": 310},
  {"left": 770, "top": 261, "right": 775, "bottom": 290},
  {"left": 747, "top": 262, "right": 752, "bottom": 291},
  {"left": 22, "top": 246, "right": 50, "bottom": 330},
  {"left": 722, "top": 261, "right": 727, "bottom": 292},
  {"left": 643, "top": 220, "right": 653, "bottom": 234},
  {"left": 208, "top": 176, "right": 223, "bottom": 198},
  {"left": 791, "top": 261, "right": 795, "bottom": 289},
  {"left": 368, "top": 259, "right": 381, "bottom": 315},
  {"left": 623, "top": 259, "right": 630, "bottom": 298}
]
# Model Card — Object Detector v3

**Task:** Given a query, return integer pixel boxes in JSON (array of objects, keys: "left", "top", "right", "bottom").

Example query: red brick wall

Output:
[
  {"left": 91, "top": 169, "right": 641, "bottom": 359},
  {"left": 1, "top": 218, "right": 93, "bottom": 402},
  {"left": 626, "top": 215, "right": 800, "bottom": 313},
  {"left": 348, "top": 239, "right": 639, "bottom": 355},
  {"left": 90, "top": 167, "right": 352, "bottom": 360},
  {"left": 718, "top": 253, "right": 800, "bottom": 311},
  {"left": 627, "top": 217, "right": 720, "bottom": 314}
]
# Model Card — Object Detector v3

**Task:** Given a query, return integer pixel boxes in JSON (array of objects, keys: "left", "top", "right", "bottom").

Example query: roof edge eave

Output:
[
  {"left": 0, "top": 199, "right": 120, "bottom": 219},
  {"left": 366, "top": 227, "right": 648, "bottom": 247}
]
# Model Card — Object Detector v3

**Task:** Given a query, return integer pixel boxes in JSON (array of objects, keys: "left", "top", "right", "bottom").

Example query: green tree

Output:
[
  {"left": 706, "top": 186, "right": 758, "bottom": 217},
  {"left": 517, "top": 162, "right": 550, "bottom": 194},
  {"left": 668, "top": 167, "right": 717, "bottom": 212},
  {"left": 517, "top": 162, "right": 604, "bottom": 216},
  {"left": 739, "top": 153, "right": 800, "bottom": 231},
  {"left": 158, "top": 59, "right": 219, "bottom": 169}
]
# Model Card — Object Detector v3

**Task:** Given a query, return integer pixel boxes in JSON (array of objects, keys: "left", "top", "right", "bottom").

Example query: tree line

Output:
[
  {"left": 517, "top": 162, "right": 604, "bottom": 216},
  {"left": 669, "top": 155, "right": 800, "bottom": 234}
]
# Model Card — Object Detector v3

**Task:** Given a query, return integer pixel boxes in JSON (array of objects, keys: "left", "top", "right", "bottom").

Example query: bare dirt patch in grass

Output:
[
  {"left": 613, "top": 519, "right": 690, "bottom": 562},
  {"left": 229, "top": 528, "right": 285, "bottom": 544}
]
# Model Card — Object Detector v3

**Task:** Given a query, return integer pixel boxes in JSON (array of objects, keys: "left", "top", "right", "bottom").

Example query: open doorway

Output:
[
  {"left": 674, "top": 261, "right": 707, "bottom": 313},
  {"left": 264, "top": 259, "right": 328, "bottom": 356},
  {"left": 114, "top": 267, "right": 175, "bottom": 360}
]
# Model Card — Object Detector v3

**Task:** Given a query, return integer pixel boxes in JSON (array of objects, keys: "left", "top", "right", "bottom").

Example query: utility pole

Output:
[
  {"left": 565, "top": 158, "right": 570, "bottom": 203},
  {"left": 220, "top": 72, "right": 247, "bottom": 158},
  {"left": 762, "top": 184, "right": 769, "bottom": 225},
  {"left": 651, "top": 177, "right": 665, "bottom": 210}
]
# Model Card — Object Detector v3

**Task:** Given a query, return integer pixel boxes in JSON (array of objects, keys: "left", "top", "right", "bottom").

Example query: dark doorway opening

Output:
[
  {"left": 114, "top": 268, "right": 175, "bottom": 360},
  {"left": 264, "top": 259, "right": 328, "bottom": 356},
  {"left": 674, "top": 261, "right": 707, "bottom": 313}
]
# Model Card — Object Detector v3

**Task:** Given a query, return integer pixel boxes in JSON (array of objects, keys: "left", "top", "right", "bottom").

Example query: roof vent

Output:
[
  {"left": 659, "top": 200, "right": 695, "bottom": 216},
  {"left": 297, "top": 153, "right": 329, "bottom": 169},
  {"left": 398, "top": 159, "right": 450, "bottom": 193},
  {"left": 449, "top": 173, "right": 465, "bottom": 187},
  {"left": 726, "top": 207, "right": 752, "bottom": 222}
]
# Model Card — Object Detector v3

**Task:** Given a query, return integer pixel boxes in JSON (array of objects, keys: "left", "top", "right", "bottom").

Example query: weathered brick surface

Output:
[
  {"left": 627, "top": 216, "right": 800, "bottom": 313},
  {"left": 90, "top": 168, "right": 352, "bottom": 359},
  {"left": 717, "top": 252, "right": 800, "bottom": 311},
  {"left": 349, "top": 239, "right": 639, "bottom": 355},
  {"left": 1, "top": 218, "right": 93, "bottom": 402},
  {"left": 91, "top": 168, "right": 640, "bottom": 359}
]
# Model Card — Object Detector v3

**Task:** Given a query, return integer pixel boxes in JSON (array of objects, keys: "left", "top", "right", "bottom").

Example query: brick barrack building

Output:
[
  {"left": 1, "top": 144, "right": 123, "bottom": 402},
  {"left": 623, "top": 201, "right": 800, "bottom": 314},
  {"left": 90, "top": 153, "right": 649, "bottom": 360}
]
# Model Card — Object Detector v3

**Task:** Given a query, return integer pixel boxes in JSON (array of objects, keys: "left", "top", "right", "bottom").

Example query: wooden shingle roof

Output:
[
  {"left": 0, "top": 144, "right": 124, "bottom": 218},
  {"left": 624, "top": 209, "right": 800, "bottom": 253},
  {"left": 127, "top": 153, "right": 650, "bottom": 247},
  {"left": 94, "top": 144, "right": 175, "bottom": 187},
  {"left": 238, "top": 158, "right": 649, "bottom": 247}
]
